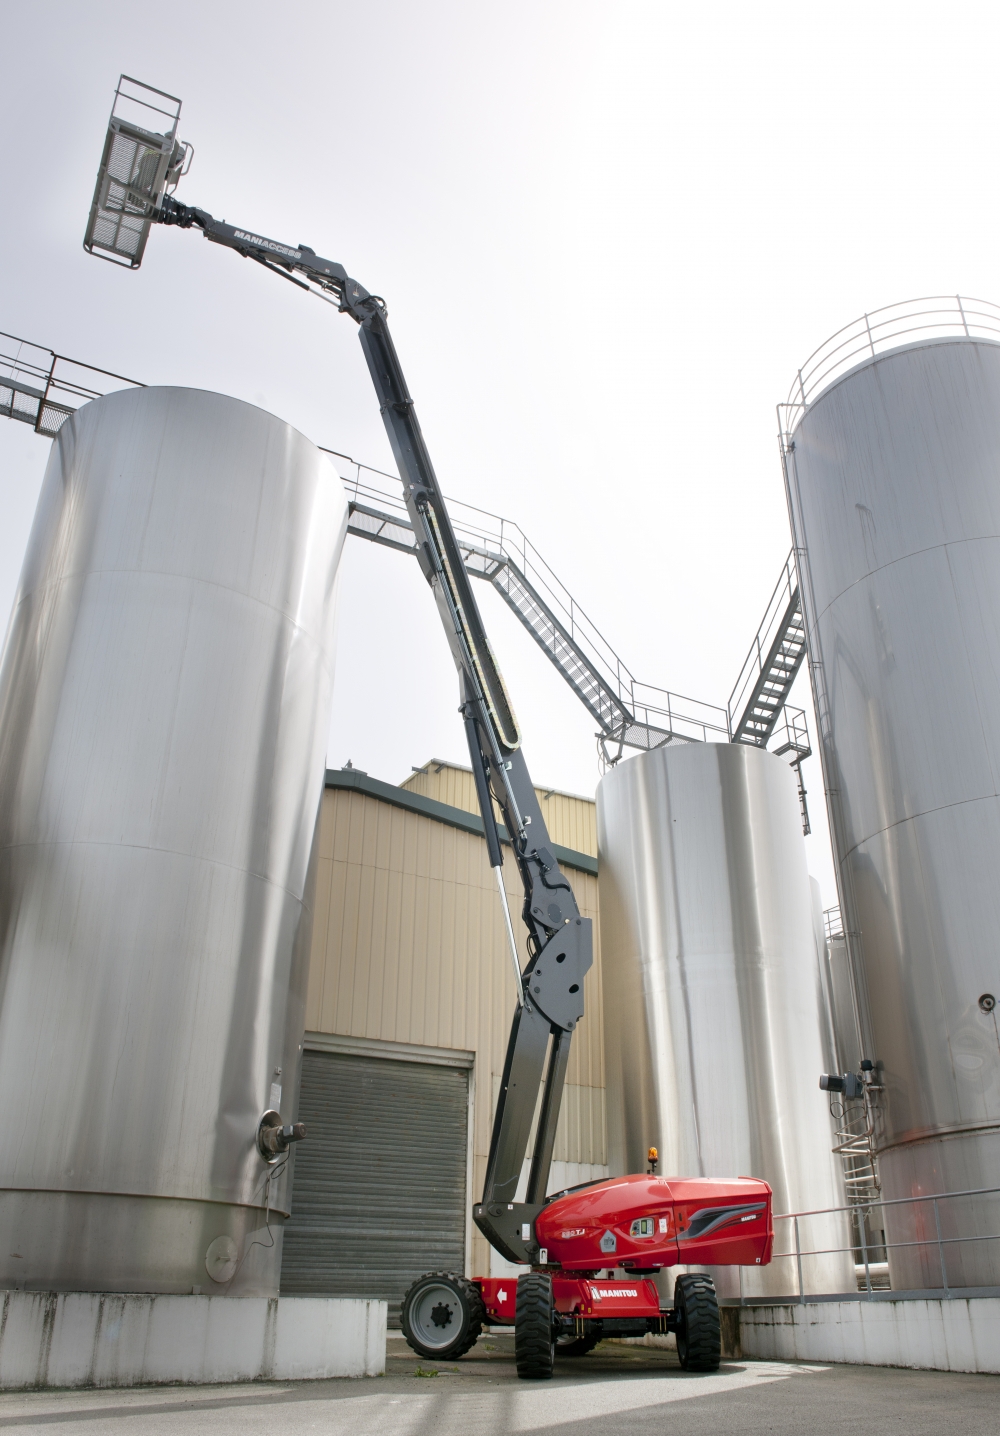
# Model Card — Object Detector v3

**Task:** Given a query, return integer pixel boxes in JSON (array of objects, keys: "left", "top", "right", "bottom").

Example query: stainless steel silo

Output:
[
  {"left": 599, "top": 742, "right": 853, "bottom": 1298},
  {"left": 784, "top": 316, "right": 1000, "bottom": 1288},
  {"left": 0, "top": 386, "right": 347, "bottom": 1295}
]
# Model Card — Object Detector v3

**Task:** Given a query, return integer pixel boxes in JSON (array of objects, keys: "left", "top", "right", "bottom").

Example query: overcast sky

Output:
[{"left": 3, "top": 1, "right": 999, "bottom": 907}]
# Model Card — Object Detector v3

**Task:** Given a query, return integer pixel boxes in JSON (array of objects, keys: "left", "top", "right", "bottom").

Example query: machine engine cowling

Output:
[{"left": 534, "top": 1173, "right": 773, "bottom": 1272}]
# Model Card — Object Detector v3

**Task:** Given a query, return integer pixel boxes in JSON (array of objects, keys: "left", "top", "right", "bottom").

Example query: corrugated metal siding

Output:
[
  {"left": 402, "top": 763, "right": 481, "bottom": 816},
  {"left": 282, "top": 1050, "right": 468, "bottom": 1318},
  {"left": 306, "top": 783, "right": 605, "bottom": 1278},
  {"left": 489, "top": 1074, "right": 607, "bottom": 1170},
  {"left": 537, "top": 787, "right": 597, "bottom": 858},
  {"left": 553, "top": 1081, "right": 606, "bottom": 1166},
  {"left": 401, "top": 761, "right": 597, "bottom": 857}
]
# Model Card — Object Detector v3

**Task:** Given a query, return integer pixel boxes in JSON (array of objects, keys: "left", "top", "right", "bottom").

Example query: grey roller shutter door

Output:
[{"left": 281, "top": 1049, "right": 468, "bottom": 1320}]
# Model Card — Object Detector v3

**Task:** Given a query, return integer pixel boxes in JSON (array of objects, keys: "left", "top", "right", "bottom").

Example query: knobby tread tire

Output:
[
  {"left": 515, "top": 1272, "right": 556, "bottom": 1379},
  {"left": 400, "top": 1270, "right": 486, "bottom": 1360},
  {"left": 555, "top": 1332, "right": 602, "bottom": 1357},
  {"left": 674, "top": 1273, "right": 721, "bottom": 1372}
]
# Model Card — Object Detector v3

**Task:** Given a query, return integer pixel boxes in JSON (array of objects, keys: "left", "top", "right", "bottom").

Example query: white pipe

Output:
[{"left": 495, "top": 866, "right": 524, "bottom": 1006}]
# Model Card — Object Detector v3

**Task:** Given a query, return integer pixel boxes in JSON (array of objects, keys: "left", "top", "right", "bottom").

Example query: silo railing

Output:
[
  {"left": 779, "top": 294, "right": 1000, "bottom": 439},
  {"left": 747, "top": 1185, "right": 1000, "bottom": 1303}
]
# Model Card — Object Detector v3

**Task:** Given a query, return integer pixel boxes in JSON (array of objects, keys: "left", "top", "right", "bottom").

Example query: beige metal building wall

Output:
[
  {"left": 402, "top": 759, "right": 598, "bottom": 858},
  {"left": 304, "top": 765, "right": 604, "bottom": 1280}
]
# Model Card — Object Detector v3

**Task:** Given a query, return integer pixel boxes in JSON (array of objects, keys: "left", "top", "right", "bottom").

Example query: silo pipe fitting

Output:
[{"left": 256, "top": 1109, "right": 306, "bottom": 1163}]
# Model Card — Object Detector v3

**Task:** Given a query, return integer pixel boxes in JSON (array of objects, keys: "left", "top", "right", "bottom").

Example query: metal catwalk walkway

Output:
[{"left": 0, "top": 332, "right": 140, "bottom": 438}]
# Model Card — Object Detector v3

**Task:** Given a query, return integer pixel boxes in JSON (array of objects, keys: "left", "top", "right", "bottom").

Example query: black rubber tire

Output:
[
  {"left": 400, "top": 1271, "right": 485, "bottom": 1360},
  {"left": 515, "top": 1272, "right": 556, "bottom": 1379},
  {"left": 674, "top": 1273, "right": 721, "bottom": 1372},
  {"left": 555, "top": 1332, "right": 602, "bottom": 1357}
]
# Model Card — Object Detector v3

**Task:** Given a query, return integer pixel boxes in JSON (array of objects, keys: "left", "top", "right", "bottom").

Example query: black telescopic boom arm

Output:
[{"left": 155, "top": 197, "right": 593, "bottom": 1262}]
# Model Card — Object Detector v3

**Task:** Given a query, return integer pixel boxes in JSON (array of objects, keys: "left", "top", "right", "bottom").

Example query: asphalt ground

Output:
[{"left": 0, "top": 1332, "right": 996, "bottom": 1434}]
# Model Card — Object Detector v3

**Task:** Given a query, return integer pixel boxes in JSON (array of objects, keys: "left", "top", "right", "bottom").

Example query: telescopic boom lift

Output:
[{"left": 155, "top": 197, "right": 594, "bottom": 1266}]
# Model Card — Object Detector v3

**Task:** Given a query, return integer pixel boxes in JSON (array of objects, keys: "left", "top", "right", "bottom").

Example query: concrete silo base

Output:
[
  {"left": 738, "top": 1295, "right": 1000, "bottom": 1374},
  {"left": 0, "top": 1291, "right": 386, "bottom": 1389}
]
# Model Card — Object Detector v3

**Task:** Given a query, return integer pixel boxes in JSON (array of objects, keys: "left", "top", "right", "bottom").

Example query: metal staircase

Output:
[
  {"left": 2, "top": 328, "right": 813, "bottom": 814},
  {"left": 728, "top": 551, "right": 812, "bottom": 830},
  {"left": 728, "top": 553, "right": 808, "bottom": 747},
  {"left": 342, "top": 466, "right": 731, "bottom": 760}
]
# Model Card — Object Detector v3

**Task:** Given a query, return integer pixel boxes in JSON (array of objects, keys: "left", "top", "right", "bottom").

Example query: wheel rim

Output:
[{"left": 408, "top": 1282, "right": 464, "bottom": 1351}]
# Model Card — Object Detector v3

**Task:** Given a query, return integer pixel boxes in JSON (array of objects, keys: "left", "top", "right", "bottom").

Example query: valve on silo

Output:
[{"left": 256, "top": 1109, "right": 306, "bottom": 1163}]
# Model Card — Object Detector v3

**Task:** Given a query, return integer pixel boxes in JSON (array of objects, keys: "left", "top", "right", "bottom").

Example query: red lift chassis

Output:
[{"left": 401, "top": 1174, "right": 773, "bottom": 1376}]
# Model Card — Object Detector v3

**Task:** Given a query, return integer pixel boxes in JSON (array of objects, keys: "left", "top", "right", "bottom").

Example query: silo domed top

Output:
[{"left": 779, "top": 295, "right": 1000, "bottom": 441}]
